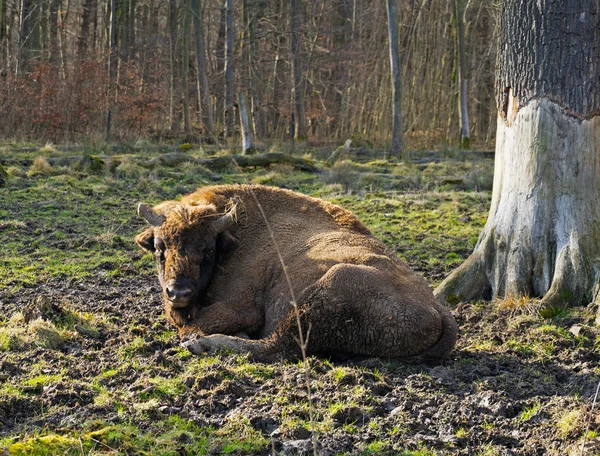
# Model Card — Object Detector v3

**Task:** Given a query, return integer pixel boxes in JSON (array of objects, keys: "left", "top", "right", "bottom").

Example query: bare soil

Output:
[{"left": 2, "top": 271, "right": 599, "bottom": 455}]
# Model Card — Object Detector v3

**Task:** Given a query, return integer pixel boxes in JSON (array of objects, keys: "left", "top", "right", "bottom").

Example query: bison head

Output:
[{"left": 135, "top": 201, "right": 237, "bottom": 321}]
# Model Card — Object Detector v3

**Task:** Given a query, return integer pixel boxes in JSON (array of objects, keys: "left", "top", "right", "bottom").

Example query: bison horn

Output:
[
  {"left": 137, "top": 203, "right": 166, "bottom": 226},
  {"left": 212, "top": 204, "right": 238, "bottom": 233}
]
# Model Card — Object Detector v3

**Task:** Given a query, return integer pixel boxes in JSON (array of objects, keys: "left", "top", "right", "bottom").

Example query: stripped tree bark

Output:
[{"left": 435, "top": 0, "right": 600, "bottom": 312}]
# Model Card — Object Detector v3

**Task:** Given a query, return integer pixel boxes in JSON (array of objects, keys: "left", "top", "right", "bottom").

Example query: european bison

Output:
[{"left": 136, "top": 184, "right": 457, "bottom": 363}]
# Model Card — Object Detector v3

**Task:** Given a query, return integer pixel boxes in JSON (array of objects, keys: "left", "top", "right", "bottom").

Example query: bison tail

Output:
[{"left": 400, "top": 303, "right": 458, "bottom": 364}]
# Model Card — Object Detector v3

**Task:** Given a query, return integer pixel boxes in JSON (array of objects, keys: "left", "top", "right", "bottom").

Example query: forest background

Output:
[{"left": 0, "top": 0, "right": 496, "bottom": 148}]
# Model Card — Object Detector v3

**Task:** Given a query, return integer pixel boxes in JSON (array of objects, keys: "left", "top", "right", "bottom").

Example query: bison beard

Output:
[{"left": 136, "top": 184, "right": 458, "bottom": 363}]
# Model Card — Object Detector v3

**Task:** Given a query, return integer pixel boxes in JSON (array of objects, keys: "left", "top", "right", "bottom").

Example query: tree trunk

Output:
[
  {"left": 245, "top": 0, "right": 262, "bottom": 139},
  {"left": 127, "top": 0, "right": 136, "bottom": 59},
  {"left": 78, "top": 0, "right": 95, "bottom": 58},
  {"left": 169, "top": 0, "right": 181, "bottom": 132},
  {"left": 48, "top": 0, "right": 60, "bottom": 63},
  {"left": 182, "top": 0, "right": 191, "bottom": 135},
  {"left": 0, "top": 0, "right": 6, "bottom": 68},
  {"left": 215, "top": 3, "right": 226, "bottom": 128},
  {"left": 290, "top": 0, "right": 306, "bottom": 139},
  {"left": 385, "top": 0, "right": 403, "bottom": 159},
  {"left": 223, "top": 0, "right": 234, "bottom": 138},
  {"left": 18, "top": 0, "right": 38, "bottom": 72},
  {"left": 270, "top": 0, "right": 284, "bottom": 136},
  {"left": 454, "top": 0, "right": 470, "bottom": 149},
  {"left": 191, "top": 0, "right": 215, "bottom": 136},
  {"left": 435, "top": 0, "right": 600, "bottom": 311},
  {"left": 108, "top": 0, "right": 118, "bottom": 80},
  {"left": 238, "top": 92, "right": 255, "bottom": 154}
]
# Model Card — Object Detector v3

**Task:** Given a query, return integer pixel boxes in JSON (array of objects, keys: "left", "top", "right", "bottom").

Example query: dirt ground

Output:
[{"left": 1, "top": 146, "right": 599, "bottom": 455}]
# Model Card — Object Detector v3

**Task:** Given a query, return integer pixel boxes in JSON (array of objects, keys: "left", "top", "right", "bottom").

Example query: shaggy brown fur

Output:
[{"left": 136, "top": 184, "right": 458, "bottom": 363}]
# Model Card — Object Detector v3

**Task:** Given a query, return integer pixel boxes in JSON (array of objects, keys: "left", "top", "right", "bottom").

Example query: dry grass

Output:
[
  {"left": 28, "top": 157, "right": 55, "bottom": 177},
  {"left": 494, "top": 295, "right": 541, "bottom": 316}
]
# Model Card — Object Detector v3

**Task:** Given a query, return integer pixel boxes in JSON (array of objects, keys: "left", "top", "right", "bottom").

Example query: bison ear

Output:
[
  {"left": 212, "top": 200, "right": 238, "bottom": 233},
  {"left": 136, "top": 228, "right": 155, "bottom": 252},
  {"left": 216, "top": 231, "right": 238, "bottom": 253}
]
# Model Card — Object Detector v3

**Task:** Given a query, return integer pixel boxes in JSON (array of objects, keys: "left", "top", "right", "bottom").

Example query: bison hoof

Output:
[{"left": 182, "top": 335, "right": 222, "bottom": 355}]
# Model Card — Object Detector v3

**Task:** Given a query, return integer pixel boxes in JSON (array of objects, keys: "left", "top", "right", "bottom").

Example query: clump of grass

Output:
[
  {"left": 0, "top": 299, "right": 106, "bottom": 352},
  {"left": 538, "top": 305, "right": 571, "bottom": 320},
  {"left": 495, "top": 295, "right": 541, "bottom": 317},
  {"left": 322, "top": 161, "right": 361, "bottom": 189},
  {"left": 519, "top": 400, "right": 542, "bottom": 422},
  {"left": 321, "top": 160, "right": 383, "bottom": 192},
  {"left": 252, "top": 166, "right": 295, "bottom": 186},
  {"left": 0, "top": 318, "right": 27, "bottom": 351},
  {"left": 114, "top": 157, "right": 147, "bottom": 179},
  {"left": 28, "top": 157, "right": 55, "bottom": 177},
  {"left": 27, "top": 318, "right": 65, "bottom": 349},
  {"left": 555, "top": 408, "right": 581, "bottom": 438},
  {"left": 39, "top": 143, "right": 58, "bottom": 154},
  {"left": 465, "top": 162, "right": 494, "bottom": 191}
]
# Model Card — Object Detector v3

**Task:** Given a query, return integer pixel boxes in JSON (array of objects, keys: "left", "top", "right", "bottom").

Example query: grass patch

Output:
[{"left": 519, "top": 400, "right": 542, "bottom": 422}]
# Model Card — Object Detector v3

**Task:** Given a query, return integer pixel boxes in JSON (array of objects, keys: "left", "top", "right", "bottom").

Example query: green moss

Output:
[
  {"left": 9, "top": 434, "right": 87, "bottom": 456},
  {"left": 446, "top": 294, "right": 460, "bottom": 305}
]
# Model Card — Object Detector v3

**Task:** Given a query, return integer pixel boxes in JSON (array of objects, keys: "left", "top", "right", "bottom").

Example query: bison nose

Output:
[{"left": 165, "top": 286, "right": 193, "bottom": 306}]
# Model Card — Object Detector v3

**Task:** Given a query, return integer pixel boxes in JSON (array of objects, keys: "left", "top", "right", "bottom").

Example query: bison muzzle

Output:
[{"left": 136, "top": 184, "right": 458, "bottom": 363}]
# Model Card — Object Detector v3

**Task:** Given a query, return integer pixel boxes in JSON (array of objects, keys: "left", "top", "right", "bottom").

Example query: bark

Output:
[
  {"left": 127, "top": 0, "right": 136, "bottom": 59},
  {"left": 0, "top": 0, "right": 6, "bottom": 66},
  {"left": 454, "top": 0, "right": 470, "bottom": 149},
  {"left": 78, "top": 0, "right": 96, "bottom": 58},
  {"left": 245, "top": 0, "right": 262, "bottom": 138},
  {"left": 182, "top": 0, "right": 191, "bottom": 135},
  {"left": 214, "top": 3, "right": 225, "bottom": 127},
  {"left": 290, "top": 0, "right": 306, "bottom": 139},
  {"left": 18, "top": 0, "right": 39, "bottom": 71},
  {"left": 436, "top": 0, "right": 600, "bottom": 311},
  {"left": 385, "top": 0, "right": 403, "bottom": 159},
  {"left": 168, "top": 0, "right": 180, "bottom": 131},
  {"left": 191, "top": 0, "right": 215, "bottom": 136},
  {"left": 223, "top": 0, "right": 234, "bottom": 137},
  {"left": 108, "top": 0, "right": 118, "bottom": 81},
  {"left": 269, "top": 0, "right": 284, "bottom": 136}
]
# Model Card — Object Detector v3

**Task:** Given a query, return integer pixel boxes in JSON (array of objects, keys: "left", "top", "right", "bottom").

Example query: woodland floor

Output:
[{"left": 0, "top": 142, "right": 599, "bottom": 455}]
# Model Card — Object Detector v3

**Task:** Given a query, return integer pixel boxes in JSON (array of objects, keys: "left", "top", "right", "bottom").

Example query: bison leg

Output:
[
  {"left": 178, "top": 300, "right": 262, "bottom": 338},
  {"left": 280, "top": 263, "right": 456, "bottom": 361},
  {"left": 182, "top": 334, "right": 285, "bottom": 362},
  {"left": 182, "top": 264, "right": 456, "bottom": 363}
]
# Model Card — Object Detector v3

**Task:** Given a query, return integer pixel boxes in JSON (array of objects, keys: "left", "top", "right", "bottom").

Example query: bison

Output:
[{"left": 136, "top": 184, "right": 457, "bottom": 363}]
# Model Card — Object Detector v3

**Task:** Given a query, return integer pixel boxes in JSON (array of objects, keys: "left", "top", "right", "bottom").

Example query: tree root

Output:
[
  {"left": 436, "top": 232, "right": 600, "bottom": 311},
  {"left": 434, "top": 252, "right": 488, "bottom": 305}
]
